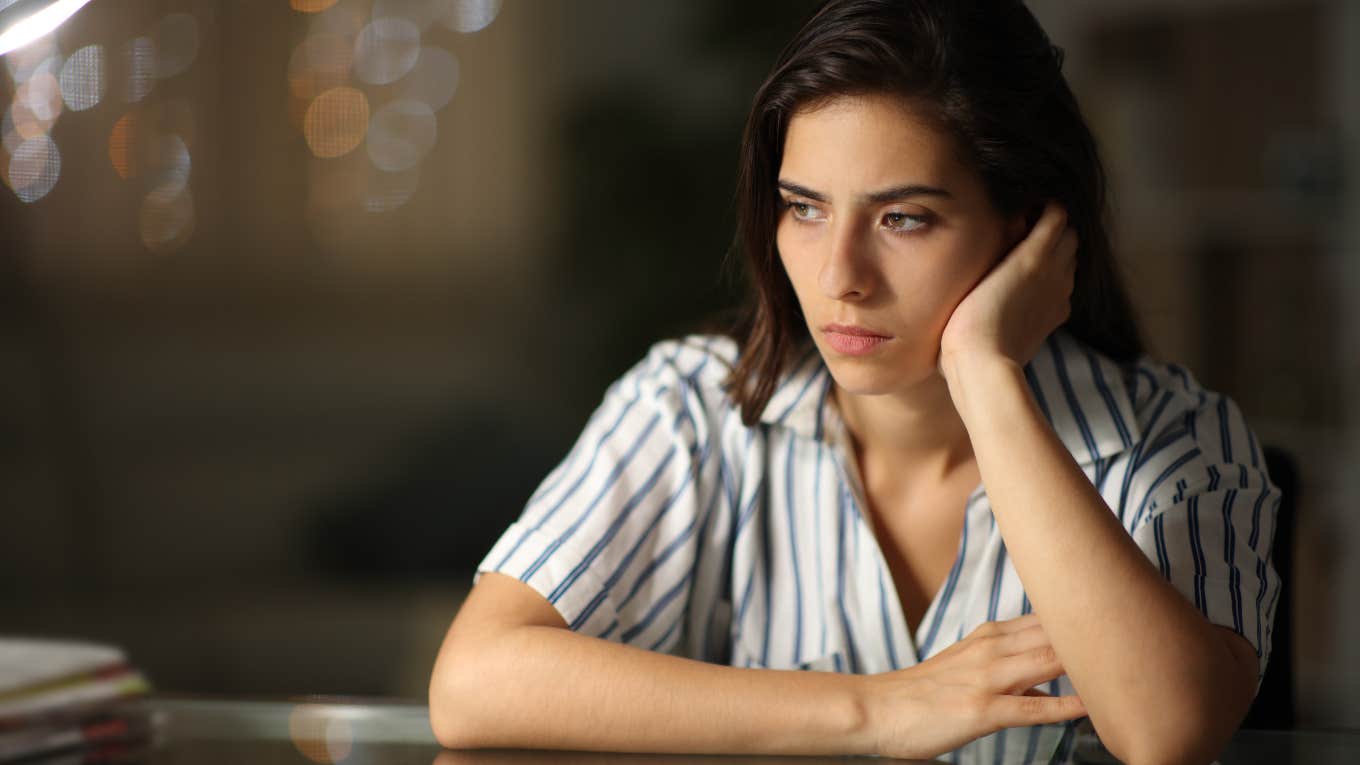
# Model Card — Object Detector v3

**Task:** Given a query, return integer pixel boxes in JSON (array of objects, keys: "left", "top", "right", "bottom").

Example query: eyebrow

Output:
[{"left": 777, "top": 179, "right": 953, "bottom": 204}]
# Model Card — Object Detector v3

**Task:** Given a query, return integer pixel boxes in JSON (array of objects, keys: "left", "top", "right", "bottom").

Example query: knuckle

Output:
[
  {"left": 1019, "top": 695, "right": 1048, "bottom": 718},
  {"left": 969, "top": 621, "right": 998, "bottom": 639},
  {"left": 1031, "top": 646, "right": 1059, "bottom": 665}
]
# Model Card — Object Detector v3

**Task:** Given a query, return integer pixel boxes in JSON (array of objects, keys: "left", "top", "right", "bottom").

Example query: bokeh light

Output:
[
  {"left": 153, "top": 13, "right": 200, "bottom": 79},
  {"left": 444, "top": 0, "right": 502, "bottom": 34},
  {"left": 9, "top": 86, "right": 58, "bottom": 140},
  {"left": 366, "top": 98, "right": 435, "bottom": 172},
  {"left": 288, "top": 32, "right": 353, "bottom": 129},
  {"left": 303, "top": 86, "right": 369, "bottom": 158},
  {"left": 398, "top": 47, "right": 458, "bottom": 111},
  {"left": 290, "top": 0, "right": 340, "bottom": 13},
  {"left": 140, "top": 184, "right": 194, "bottom": 253},
  {"left": 352, "top": 17, "right": 420, "bottom": 85},
  {"left": 59, "top": 45, "right": 106, "bottom": 112},
  {"left": 8, "top": 135, "right": 61, "bottom": 203},
  {"left": 1, "top": 108, "right": 23, "bottom": 154},
  {"left": 109, "top": 111, "right": 139, "bottom": 179},
  {"left": 287, "top": 705, "right": 354, "bottom": 765},
  {"left": 364, "top": 165, "right": 419, "bottom": 213},
  {"left": 123, "top": 36, "right": 157, "bottom": 103},
  {"left": 4, "top": 38, "right": 60, "bottom": 83},
  {"left": 373, "top": 0, "right": 439, "bottom": 30},
  {"left": 15, "top": 71, "right": 63, "bottom": 123},
  {"left": 146, "top": 134, "right": 191, "bottom": 196}
]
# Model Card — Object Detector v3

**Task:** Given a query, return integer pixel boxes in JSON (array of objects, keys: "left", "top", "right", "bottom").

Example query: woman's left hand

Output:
[{"left": 938, "top": 201, "right": 1078, "bottom": 376}]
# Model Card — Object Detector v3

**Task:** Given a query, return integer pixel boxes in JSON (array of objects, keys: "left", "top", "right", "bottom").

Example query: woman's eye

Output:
[
  {"left": 785, "top": 200, "right": 822, "bottom": 221},
  {"left": 883, "top": 212, "right": 927, "bottom": 232}
]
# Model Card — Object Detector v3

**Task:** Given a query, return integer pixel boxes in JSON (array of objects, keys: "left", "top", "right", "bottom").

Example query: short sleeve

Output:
[
  {"left": 1123, "top": 391, "right": 1283, "bottom": 685},
  {"left": 474, "top": 340, "right": 720, "bottom": 652}
]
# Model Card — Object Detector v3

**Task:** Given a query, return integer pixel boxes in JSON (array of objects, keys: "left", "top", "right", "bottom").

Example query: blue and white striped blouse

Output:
[{"left": 475, "top": 328, "right": 1281, "bottom": 692}]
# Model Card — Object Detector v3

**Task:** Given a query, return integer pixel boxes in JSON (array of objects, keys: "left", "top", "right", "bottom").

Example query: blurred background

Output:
[{"left": 1, "top": 0, "right": 1355, "bottom": 729}]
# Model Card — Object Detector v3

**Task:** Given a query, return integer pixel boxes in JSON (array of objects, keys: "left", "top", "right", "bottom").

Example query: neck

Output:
[{"left": 832, "top": 372, "right": 975, "bottom": 485}]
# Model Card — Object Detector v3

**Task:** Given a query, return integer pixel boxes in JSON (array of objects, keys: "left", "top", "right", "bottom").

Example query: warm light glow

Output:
[
  {"left": 5, "top": 44, "right": 59, "bottom": 87},
  {"left": 290, "top": 0, "right": 339, "bottom": 13},
  {"left": 9, "top": 85, "right": 58, "bottom": 140},
  {"left": 0, "top": 0, "right": 94, "bottom": 57},
  {"left": 303, "top": 86, "right": 369, "bottom": 158},
  {"left": 109, "top": 111, "right": 138, "bottom": 179},
  {"left": 17, "top": 70, "right": 61, "bottom": 121},
  {"left": 288, "top": 31, "right": 352, "bottom": 131},
  {"left": 288, "top": 705, "right": 353, "bottom": 765}
]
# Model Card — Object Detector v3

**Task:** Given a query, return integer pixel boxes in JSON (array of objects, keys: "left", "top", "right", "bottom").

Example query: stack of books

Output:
[{"left": 0, "top": 639, "right": 154, "bottom": 763}]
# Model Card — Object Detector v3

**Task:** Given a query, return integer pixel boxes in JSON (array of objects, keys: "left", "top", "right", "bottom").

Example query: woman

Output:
[{"left": 429, "top": 1, "right": 1280, "bottom": 762}]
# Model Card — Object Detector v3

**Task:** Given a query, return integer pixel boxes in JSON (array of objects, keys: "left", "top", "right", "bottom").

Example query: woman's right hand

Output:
[{"left": 860, "top": 613, "right": 1087, "bottom": 760}]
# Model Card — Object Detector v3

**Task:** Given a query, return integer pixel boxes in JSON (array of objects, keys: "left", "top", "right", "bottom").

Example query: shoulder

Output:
[
  {"left": 1125, "top": 354, "right": 1259, "bottom": 466},
  {"left": 1117, "top": 349, "right": 1272, "bottom": 514},
  {"left": 606, "top": 333, "right": 741, "bottom": 421}
]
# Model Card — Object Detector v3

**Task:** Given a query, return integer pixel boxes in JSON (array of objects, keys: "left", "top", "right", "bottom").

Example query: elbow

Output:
[
  {"left": 1093, "top": 705, "right": 1235, "bottom": 765},
  {"left": 429, "top": 696, "right": 471, "bottom": 750},
  {"left": 429, "top": 650, "right": 482, "bottom": 750}
]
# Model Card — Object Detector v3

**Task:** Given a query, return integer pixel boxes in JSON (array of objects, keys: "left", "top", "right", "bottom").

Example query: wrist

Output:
[
  {"left": 941, "top": 350, "right": 1022, "bottom": 414},
  {"left": 848, "top": 672, "right": 887, "bottom": 757}
]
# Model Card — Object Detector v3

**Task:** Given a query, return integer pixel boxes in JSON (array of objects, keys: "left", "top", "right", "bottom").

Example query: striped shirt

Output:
[{"left": 475, "top": 329, "right": 1282, "bottom": 695}]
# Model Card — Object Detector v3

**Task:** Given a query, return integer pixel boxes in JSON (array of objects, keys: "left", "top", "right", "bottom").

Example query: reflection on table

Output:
[{"left": 70, "top": 696, "right": 1360, "bottom": 765}]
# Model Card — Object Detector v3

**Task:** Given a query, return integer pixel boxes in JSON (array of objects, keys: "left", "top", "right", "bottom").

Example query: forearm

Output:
[
  {"left": 429, "top": 624, "right": 876, "bottom": 756},
  {"left": 942, "top": 352, "right": 1245, "bottom": 763}
]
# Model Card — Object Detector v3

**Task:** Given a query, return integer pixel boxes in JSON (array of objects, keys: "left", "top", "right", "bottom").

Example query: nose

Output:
[{"left": 817, "top": 217, "right": 874, "bottom": 301}]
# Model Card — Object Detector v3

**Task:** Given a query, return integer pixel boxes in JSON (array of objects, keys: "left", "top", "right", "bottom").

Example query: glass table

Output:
[{"left": 57, "top": 696, "right": 1360, "bottom": 765}]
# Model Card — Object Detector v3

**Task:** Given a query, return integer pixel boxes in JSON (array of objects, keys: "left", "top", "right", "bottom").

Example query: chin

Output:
[{"left": 817, "top": 343, "right": 940, "bottom": 396}]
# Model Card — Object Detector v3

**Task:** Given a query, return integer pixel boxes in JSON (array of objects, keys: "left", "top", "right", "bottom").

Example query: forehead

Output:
[{"left": 779, "top": 93, "right": 971, "bottom": 192}]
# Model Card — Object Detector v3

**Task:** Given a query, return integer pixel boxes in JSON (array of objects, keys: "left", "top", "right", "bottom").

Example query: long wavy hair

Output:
[{"left": 723, "top": 0, "right": 1145, "bottom": 426}]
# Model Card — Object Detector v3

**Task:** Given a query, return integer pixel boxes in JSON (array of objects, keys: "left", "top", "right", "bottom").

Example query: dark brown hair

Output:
[{"left": 723, "top": 0, "right": 1145, "bottom": 426}]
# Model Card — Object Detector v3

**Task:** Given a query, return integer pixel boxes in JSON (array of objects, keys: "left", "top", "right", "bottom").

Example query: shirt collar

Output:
[{"left": 757, "top": 329, "right": 1142, "bottom": 466}]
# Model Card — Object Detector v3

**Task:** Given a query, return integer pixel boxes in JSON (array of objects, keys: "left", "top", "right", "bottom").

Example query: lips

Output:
[
  {"left": 822, "top": 322, "right": 892, "bottom": 338},
  {"left": 821, "top": 323, "right": 893, "bottom": 356}
]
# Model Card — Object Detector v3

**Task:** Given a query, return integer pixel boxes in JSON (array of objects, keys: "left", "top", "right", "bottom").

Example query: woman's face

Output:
[{"left": 775, "top": 93, "right": 1025, "bottom": 397}]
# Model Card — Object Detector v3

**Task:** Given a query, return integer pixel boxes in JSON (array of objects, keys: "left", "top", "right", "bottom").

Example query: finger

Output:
[
  {"left": 998, "top": 624, "right": 1054, "bottom": 657},
  {"left": 989, "top": 692, "right": 1087, "bottom": 729},
  {"left": 1021, "top": 201, "right": 1069, "bottom": 257},
  {"left": 1057, "top": 227, "right": 1079, "bottom": 264},
  {"left": 990, "top": 646, "right": 1068, "bottom": 695},
  {"left": 966, "top": 613, "right": 1041, "bottom": 639}
]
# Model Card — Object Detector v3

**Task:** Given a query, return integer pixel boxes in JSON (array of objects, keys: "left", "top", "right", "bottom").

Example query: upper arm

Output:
[
  {"left": 1122, "top": 392, "right": 1283, "bottom": 684},
  {"left": 1217, "top": 625, "right": 1261, "bottom": 711},
  {"left": 450, "top": 571, "right": 569, "bottom": 639},
  {"left": 466, "top": 339, "right": 725, "bottom": 652}
]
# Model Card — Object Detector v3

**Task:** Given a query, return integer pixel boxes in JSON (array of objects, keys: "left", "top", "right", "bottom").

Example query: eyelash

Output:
[{"left": 779, "top": 199, "right": 930, "bottom": 236}]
